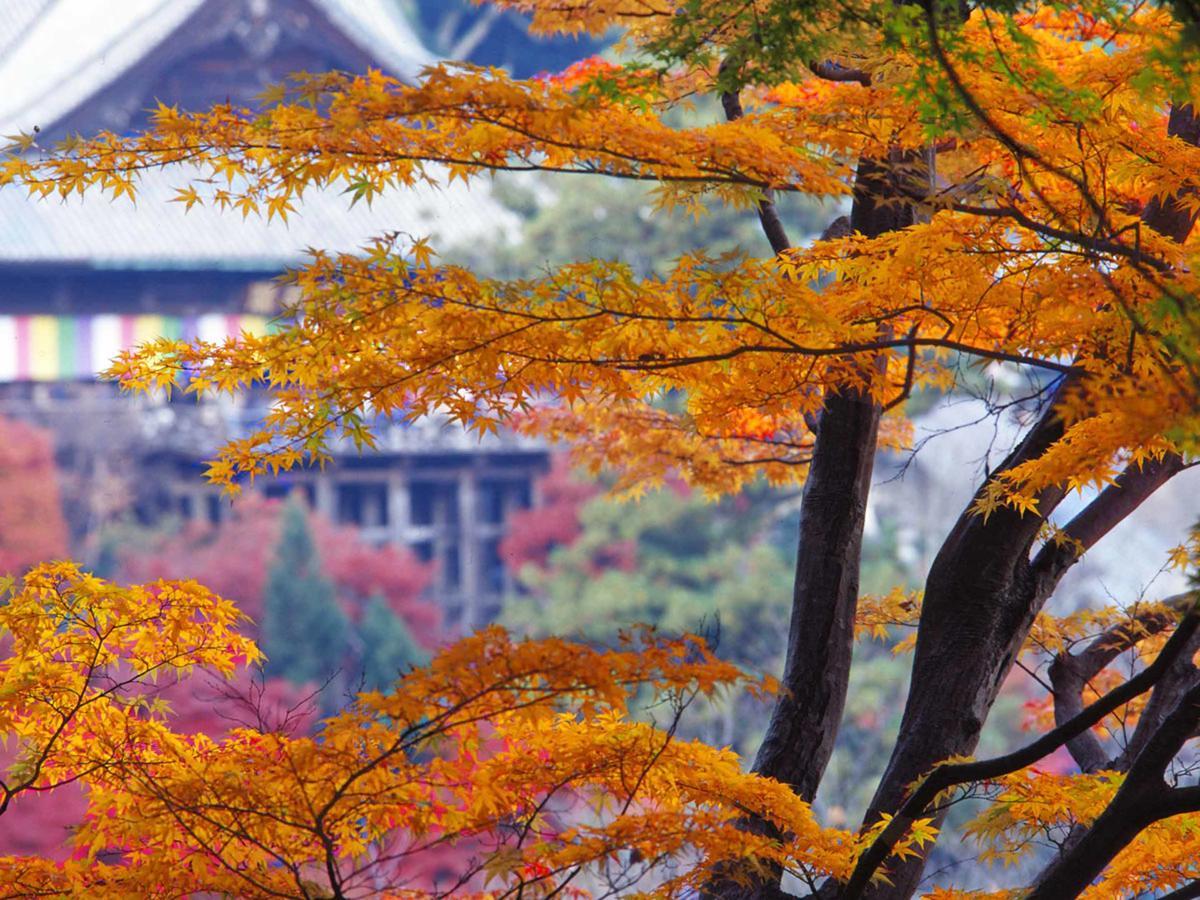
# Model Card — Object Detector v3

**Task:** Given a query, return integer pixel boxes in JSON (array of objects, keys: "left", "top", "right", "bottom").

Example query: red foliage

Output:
[
  {"left": 543, "top": 55, "right": 621, "bottom": 88},
  {"left": 498, "top": 454, "right": 599, "bottom": 571},
  {"left": 0, "top": 669, "right": 321, "bottom": 861},
  {"left": 0, "top": 415, "right": 68, "bottom": 575},
  {"left": 145, "top": 668, "right": 321, "bottom": 738},
  {"left": 0, "top": 781, "right": 86, "bottom": 860},
  {"left": 311, "top": 521, "right": 440, "bottom": 638},
  {"left": 119, "top": 495, "right": 440, "bottom": 646},
  {"left": 120, "top": 502, "right": 275, "bottom": 621}
]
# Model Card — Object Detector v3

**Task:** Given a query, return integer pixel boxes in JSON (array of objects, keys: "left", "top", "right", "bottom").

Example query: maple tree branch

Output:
[
  {"left": 105, "top": 737, "right": 305, "bottom": 899},
  {"left": 1031, "top": 98, "right": 1200, "bottom": 777},
  {"left": 1027, "top": 674, "right": 1200, "bottom": 899},
  {"left": 598, "top": 337, "right": 1078, "bottom": 374},
  {"left": 1118, "top": 669, "right": 1200, "bottom": 766},
  {"left": 1030, "top": 454, "right": 1187, "bottom": 593},
  {"left": 859, "top": 93, "right": 1200, "bottom": 895},
  {"left": 883, "top": 327, "right": 919, "bottom": 413},
  {"left": 922, "top": 0, "right": 1112, "bottom": 234},
  {"left": 943, "top": 200, "right": 1172, "bottom": 273},
  {"left": 904, "top": 370, "right": 1077, "bottom": 592},
  {"left": 808, "top": 60, "right": 872, "bottom": 86},
  {"left": 1047, "top": 592, "right": 1199, "bottom": 772},
  {"left": 1111, "top": 611, "right": 1200, "bottom": 771},
  {"left": 1140, "top": 103, "right": 1200, "bottom": 242},
  {"left": 719, "top": 57, "right": 792, "bottom": 256},
  {"left": 839, "top": 595, "right": 1200, "bottom": 900}
]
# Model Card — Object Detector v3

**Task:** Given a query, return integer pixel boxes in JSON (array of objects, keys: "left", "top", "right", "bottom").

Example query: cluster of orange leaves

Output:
[
  {"left": 0, "top": 562, "right": 949, "bottom": 898},
  {"left": 963, "top": 767, "right": 1200, "bottom": 898},
  {"left": 0, "top": 4, "right": 1196, "bottom": 509}
]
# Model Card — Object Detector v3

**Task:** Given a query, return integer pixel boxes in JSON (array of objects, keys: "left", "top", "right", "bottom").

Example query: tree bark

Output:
[
  {"left": 703, "top": 139, "right": 919, "bottom": 899},
  {"left": 837, "top": 599, "right": 1200, "bottom": 900},
  {"left": 752, "top": 388, "right": 881, "bottom": 798},
  {"left": 1027, "top": 679, "right": 1200, "bottom": 899},
  {"left": 851, "top": 103, "right": 1200, "bottom": 900},
  {"left": 1049, "top": 590, "right": 1199, "bottom": 773},
  {"left": 855, "top": 394, "right": 1071, "bottom": 899},
  {"left": 753, "top": 152, "right": 918, "bottom": 800}
]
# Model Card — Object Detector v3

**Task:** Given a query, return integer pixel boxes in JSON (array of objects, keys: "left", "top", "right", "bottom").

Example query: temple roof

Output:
[
  {"left": 0, "top": 0, "right": 506, "bottom": 269},
  {"left": 0, "top": 170, "right": 507, "bottom": 269},
  {"left": 0, "top": 0, "right": 434, "bottom": 138}
]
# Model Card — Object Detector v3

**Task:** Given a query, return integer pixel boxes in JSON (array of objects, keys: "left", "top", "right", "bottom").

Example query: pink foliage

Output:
[
  {"left": 0, "top": 416, "right": 68, "bottom": 575},
  {"left": 309, "top": 518, "right": 440, "bottom": 643},
  {"left": 142, "top": 668, "right": 321, "bottom": 738},
  {"left": 499, "top": 455, "right": 599, "bottom": 571},
  {"left": 119, "top": 495, "right": 440, "bottom": 646},
  {"left": 0, "top": 781, "right": 86, "bottom": 860},
  {"left": 119, "top": 499, "right": 277, "bottom": 622},
  {"left": 0, "top": 669, "right": 320, "bottom": 860}
]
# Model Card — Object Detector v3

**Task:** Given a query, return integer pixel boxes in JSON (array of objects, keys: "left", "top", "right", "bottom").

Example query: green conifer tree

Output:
[
  {"left": 261, "top": 499, "right": 349, "bottom": 686},
  {"left": 357, "top": 596, "right": 429, "bottom": 692}
]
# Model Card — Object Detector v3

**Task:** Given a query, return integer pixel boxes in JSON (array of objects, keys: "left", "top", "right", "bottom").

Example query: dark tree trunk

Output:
[
  {"left": 855, "top": 396, "right": 1070, "bottom": 898},
  {"left": 752, "top": 387, "right": 881, "bottom": 798},
  {"left": 754, "top": 153, "right": 917, "bottom": 798},
  {"left": 850, "top": 103, "right": 1200, "bottom": 900},
  {"left": 702, "top": 145, "right": 919, "bottom": 900},
  {"left": 853, "top": 442, "right": 1187, "bottom": 899}
]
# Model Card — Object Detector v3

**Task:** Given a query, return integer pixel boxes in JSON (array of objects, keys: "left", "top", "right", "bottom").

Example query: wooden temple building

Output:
[{"left": 0, "top": 0, "right": 548, "bottom": 627}]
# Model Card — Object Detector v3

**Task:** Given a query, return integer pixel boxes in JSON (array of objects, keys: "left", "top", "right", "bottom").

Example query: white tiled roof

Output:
[
  {"left": 0, "top": 166, "right": 512, "bottom": 268},
  {"left": 0, "top": 1, "right": 504, "bottom": 267},
  {"left": 0, "top": 0, "right": 206, "bottom": 138},
  {"left": 0, "top": 0, "right": 436, "bottom": 137},
  {"left": 0, "top": 0, "right": 53, "bottom": 61}
]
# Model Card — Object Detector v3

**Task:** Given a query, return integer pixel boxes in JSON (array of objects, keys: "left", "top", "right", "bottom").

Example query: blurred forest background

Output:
[{"left": 0, "top": 0, "right": 1195, "bottom": 888}]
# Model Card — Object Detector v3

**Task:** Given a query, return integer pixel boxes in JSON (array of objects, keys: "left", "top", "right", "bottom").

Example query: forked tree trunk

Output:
[
  {"left": 856, "top": 410, "right": 1072, "bottom": 899},
  {"left": 729, "top": 98, "right": 1193, "bottom": 900},
  {"left": 752, "top": 387, "right": 881, "bottom": 798},
  {"left": 854, "top": 104, "right": 1200, "bottom": 900}
]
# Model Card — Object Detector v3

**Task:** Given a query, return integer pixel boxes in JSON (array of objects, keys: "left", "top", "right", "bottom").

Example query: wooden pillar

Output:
[
  {"left": 388, "top": 471, "right": 410, "bottom": 545},
  {"left": 313, "top": 477, "right": 335, "bottom": 522},
  {"left": 457, "top": 467, "right": 480, "bottom": 630}
]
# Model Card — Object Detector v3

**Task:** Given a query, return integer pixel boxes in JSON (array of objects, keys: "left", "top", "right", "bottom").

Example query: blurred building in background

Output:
[{"left": 0, "top": 0, "right": 548, "bottom": 627}]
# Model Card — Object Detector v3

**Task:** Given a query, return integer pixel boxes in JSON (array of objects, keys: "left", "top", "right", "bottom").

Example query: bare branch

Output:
[
  {"left": 1030, "top": 454, "right": 1187, "bottom": 594},
  {"left": 1048, "top": 592, "right": 1199, "bottom": 772},
  {"left": 719, "top": 58, "right": 792, "bottom": 256},
  {"left": 1027, "top": 676, "right": 1200, "bottom": 899},
  {"left": 839, "top": 595, "right": 1200, "bottom": 900},
  {"left": 1115, "top": 662, "right": 1200, "bottom": 772},
  {"left": 808, "top": 60, "right": 871, "bottom": 86}
]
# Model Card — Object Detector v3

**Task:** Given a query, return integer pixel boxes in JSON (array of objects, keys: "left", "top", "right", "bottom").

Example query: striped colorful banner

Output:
[{"left": 0, "top": 314, "right": 270, "bottom": 382}]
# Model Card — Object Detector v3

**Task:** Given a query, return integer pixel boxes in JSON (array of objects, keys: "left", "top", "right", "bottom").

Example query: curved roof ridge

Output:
[
  {"left": 0, "top": 0, "right": 55, "bottom": 62},
  {"left": 0, "top": 1, "right": 498, "bottom": 269},
  {"left": 0, "top": 0, "right": 204, "bottom": 136},
  {"left": 0, "top": 0, "right": 439, "bottom": 137},
  {"left": 312, "top": 0, "right": 435, "bottom": 81}
]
